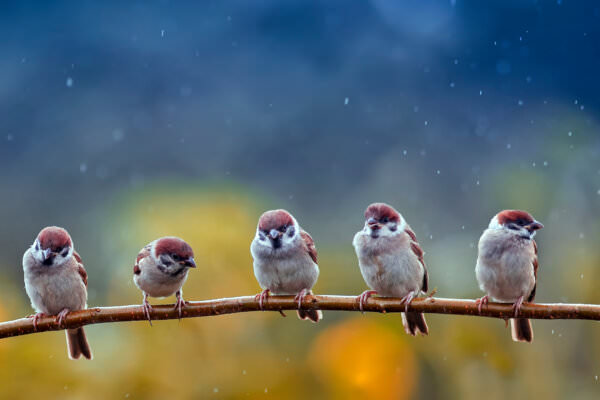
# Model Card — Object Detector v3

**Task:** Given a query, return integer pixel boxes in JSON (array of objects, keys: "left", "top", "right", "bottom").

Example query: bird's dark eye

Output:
[
  {"left": 287, "top": 226, "right": 295, "bottom": 237},
  {"left": 172, "top": 254, "right": 180, "bottom": 261},
  {"left": 279, "top": 225, "right": 287, "bottom": 232},
  {"left": 61, "top": 247, "right": 69, "bottom": 257},
  {"left": 381, "top": 217, "right": 389, "bottom": 223},
  {"left": 35, "top": 242, "right": 40, "bottom": 251}
]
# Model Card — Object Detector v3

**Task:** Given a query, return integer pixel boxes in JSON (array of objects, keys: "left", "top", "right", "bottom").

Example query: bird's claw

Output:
[
  {"left": 400, "top": 292, "right": 416, "bottom": 313},
  {"left": 357, "top": 290, "right": 378, "bottom": 313},
  {"left": 27, "top": 312, "right": 47, "bottom": 332},
  {"left": 294, "top": 289, "right": 308, "bottom": 310},
  {"left": 512, "top": 295, "right": 525, "bottom": 318},
  {"left": 255, "top": 289, "right": 271, "bottom": 310},
  {"left": 55, "top": 309, "right": 70, "bottom": 328},
  {"left": 174, "top": 291, "right": 187, "bottom": 320},
  {"left": 475, "top": 295, "right": 489, "bottom": 314},
  {"left": 142, "top": 295, "right": 153, "bottom": 326}
]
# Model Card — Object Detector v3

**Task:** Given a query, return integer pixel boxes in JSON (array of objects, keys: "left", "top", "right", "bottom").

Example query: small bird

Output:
[
  {"left": 133, "top": 237, "right": 196, "bottom": 324},
  {"left": 250, "top": 209, "right": 322, "bottom": 322},
  {"left": 475, "top": 210, "right": 543, "bottom": 343},
  {"left": 23, "top": 226, "right": 92, "bottom": 360},
  {"left": 353, "top": 203, "right": 429, "bottom": 336}
]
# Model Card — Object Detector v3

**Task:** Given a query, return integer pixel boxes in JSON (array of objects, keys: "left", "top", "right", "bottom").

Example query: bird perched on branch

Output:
[
  {"left": 133, "top": 237, "right": 196, "bottom": 324},
  {"left": 353, "top": 203, "right": 429, "bottom": 336},
  {"left": 475, "top": 210, "right": 543, "bottom": 343},
  {"left": 251, "top": 209, "right": 322, "bottom": 322},
  {"left": 23, "top": 226, "right": 92, "bottom": 360}
]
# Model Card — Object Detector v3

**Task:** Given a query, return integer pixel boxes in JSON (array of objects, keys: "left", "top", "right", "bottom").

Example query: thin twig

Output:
[{"left": 1, "top": 295, "right": 598, "bottom": 339}]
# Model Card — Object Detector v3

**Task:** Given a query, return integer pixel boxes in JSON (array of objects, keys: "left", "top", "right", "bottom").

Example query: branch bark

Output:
[{"left": 2, "top": 295, "right": 599, "bottom": 339}]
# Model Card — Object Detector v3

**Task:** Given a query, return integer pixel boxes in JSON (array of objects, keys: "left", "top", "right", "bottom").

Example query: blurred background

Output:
[{"left": 0, "top": 0, "right": 599, "bottom": 398}]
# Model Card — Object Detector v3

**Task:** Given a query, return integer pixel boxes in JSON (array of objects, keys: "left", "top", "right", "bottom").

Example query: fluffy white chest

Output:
[
  {"left": 133, "top": 256, "right": 189, "bottom": 298},
  {"left": 251, "top": 241, "right": 319, "bottom": 295},
  {"left": 23, "top": 250, "right": 87, "bottom": 315},
  {"left": 353, "top": 232, "right": 424, "bottom": 297},
  {"left": 475, "top": 229, "right": 536, "bottom": 302}
]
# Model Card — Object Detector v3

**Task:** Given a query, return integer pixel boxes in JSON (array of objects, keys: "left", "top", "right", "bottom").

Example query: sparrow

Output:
[
  {"left": 23, "top": 226, "right": 92, "bottom": 360},
  {"left": 133, "top": 237, "right": 196, "bottom": 324},
  {"left": 475, "top": 210, "right": 543, "bottom": 343},
  {"left": 353, "top": 203, "right": 429, "bottom": 336},
  {"left": 250, "top": 209, "right": 322, "bottom": 323}
]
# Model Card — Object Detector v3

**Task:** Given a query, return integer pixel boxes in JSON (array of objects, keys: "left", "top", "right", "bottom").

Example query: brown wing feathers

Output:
[{"left": 405, "top": 228, "right": 428, "bottom": 292}]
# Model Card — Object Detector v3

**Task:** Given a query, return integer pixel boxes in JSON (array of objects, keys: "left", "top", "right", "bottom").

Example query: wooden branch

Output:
[{"left": 1, "top": 295, "right": 599, "bottom": 339}]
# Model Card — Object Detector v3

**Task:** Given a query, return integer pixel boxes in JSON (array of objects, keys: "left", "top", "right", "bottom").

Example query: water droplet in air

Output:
[
  {"left": 66, "top": 77, "right": 73, "bottom": 87},
  {"left": 344, "top": 97, "right": 349, "bottom": 105}
]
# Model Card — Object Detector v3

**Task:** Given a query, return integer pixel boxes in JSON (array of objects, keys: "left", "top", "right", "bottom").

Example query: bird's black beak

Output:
[
  {"left": 269, "top": 229, "right": 282, "bottom": 248},
  {"left": 525, "top": 221, "right": 544, "bottom": 232},
  {"left": 367, "top": 217, "right": 381, "bottom": 230},
  {"left": 181, "top": 257, "right": 196, "bottom": 268}
]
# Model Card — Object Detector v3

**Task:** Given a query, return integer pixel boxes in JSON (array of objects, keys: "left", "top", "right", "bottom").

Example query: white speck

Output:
[
  {"left": 66, "top": 77, "right": 73, "bottom": 87},
  {"left": 242, "top": 370, "right": 247, "bottom": 375},
  {"left": 493, "top": 41, "right": 497, "bottom": 46},
  {"left": 526, "top": 76, "right": 532, "bottom": 83},
  {"left": 285, "top": 357, "right": 290, "bottom": 362},
  {"left": 479, "top": 90, "right": 483, "bottom": 95},
  {"left": 597, "top": 189, "right": 600, "bottom": 195},
  {"left": 264, "top": 388, "right": 268, "bottom": 393},
  {"left": 532, "top": 162, "right": 536, "bottom": 167},
  {"left": 551, "top": 329, "right": 555, "bottom": 335},
  {"left": 413, "top": 106, "right": 419, "bottom": 113},
  {"left": 424, "top": 120, "right": 428, "bottom": 126},
  {"left": 579, "top": 233, "right": 585, "bottom": 239},
  {"left": 227, "top": 15, "right": 232, "bottom": 21},
  {"left": 7, "top": 134, "right": 13, "bottom": 141},
  {"left": 436, "top": 170, "right": 440, "bottom": 175},
  {"left": 449, "top": 82, "right": 455, "bottom": 88},
  {"left": 595, "top": 376, "right": 598, "bottom": 381},
  {"left": 574, "top": 99, "right": 578, "bottom": 104},
  {"left": 344, "top": 97, "right": 349, "bottom": 105},
  {"left": 161, "top": 29, "right": 165, "bottom": 37},
  {"left": 213, "top": 388, "right": 219, "bottom": 393},
  {"left": 79, "top": 163, "right": 87, "bottom": 173},
  {"left": 64, "top": 386, "right": 68, "bottom": 390},
  {"left": 112, "top": 129, "right": 124, "bottom": 142},
  {"left": 581, "top": 274, "right": 584, "bottom": 279},
  {"left": 506, "top": 143, "right": 511, "bottom": 150},
  {"left": 558, "top": 333, "right": 562, "bottom": 337},
  {"left": 568, "top": 131, "right": 573, "bottom": 137},
  {"left": 403, "top": 150, "right": 407, "bottom": 156},
  {"left": 429, "top": 235, "right": 433, "bottom": 240},
  {"left": 518, "top": 99, "right": 524, "bottom": 106},
  {"left": 580, "top": 105, "right": 585, "bottom": 110},
  {"left": 125, "top": 395, "right": 130, "bottom": 399},
  {"left": 461, "top": 225, "right": 465, "bottom": 230},
  {"left": 482, "top": 352, "right": 488, "bottom": 357},
  {"left": 454, "top": 59, "right": 459, "bottom": 65},
  {"left": 543, "top": 161, "right": 548, "bottom": 166},
  {"left": 476, "top": 180, "right": 480, "bottom": 185}
]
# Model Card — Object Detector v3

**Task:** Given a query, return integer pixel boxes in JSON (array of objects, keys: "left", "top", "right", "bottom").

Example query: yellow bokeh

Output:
[{"left": 308, "top": 317, "right": 417, "bottom": 399}]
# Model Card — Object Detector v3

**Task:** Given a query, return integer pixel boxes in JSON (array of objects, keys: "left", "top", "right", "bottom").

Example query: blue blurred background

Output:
[{"left": 0, "top": 1, "right": 599, "bottom": 398}]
